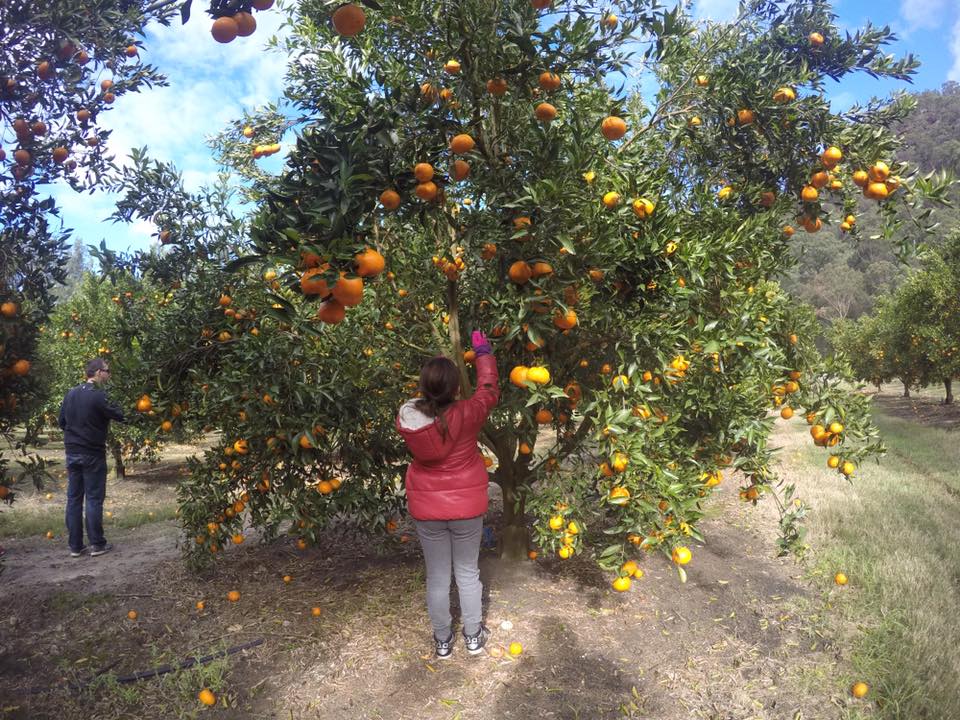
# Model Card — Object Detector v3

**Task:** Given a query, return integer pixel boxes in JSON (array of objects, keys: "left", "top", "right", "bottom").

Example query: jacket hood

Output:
[{"left": 396, "top": 400, "right": 454, "bottom": 463}]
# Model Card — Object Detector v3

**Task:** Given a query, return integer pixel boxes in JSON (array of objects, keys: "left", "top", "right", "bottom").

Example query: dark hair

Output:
[
  {"left": 85, "top": 358, "right": 109, "bottom": 378},
  {"left": 415, "top": 356, "right": 460, "bottom": 438}
]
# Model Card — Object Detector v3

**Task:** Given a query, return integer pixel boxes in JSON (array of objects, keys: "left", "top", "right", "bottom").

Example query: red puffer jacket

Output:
[{"left": 396, "top": 354, "right": 500, "bottom": 521}]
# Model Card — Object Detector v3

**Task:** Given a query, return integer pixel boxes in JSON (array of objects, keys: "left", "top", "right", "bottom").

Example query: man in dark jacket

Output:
[{"left": 58, "top": 358, "right": 125, "bottom": 557}]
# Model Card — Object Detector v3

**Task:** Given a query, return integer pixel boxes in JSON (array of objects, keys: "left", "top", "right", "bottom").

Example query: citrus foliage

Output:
[
  {"left": 834, "top": 230, "right": 960, "bottom": 403},
  {"left": 59, "top": 0, "right": 948, "bottom": 580},
  {"left": 0, "top": 0, "right": 180, "bottom": 504}
]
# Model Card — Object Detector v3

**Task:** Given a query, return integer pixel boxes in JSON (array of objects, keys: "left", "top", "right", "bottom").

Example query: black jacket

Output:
[{"left": 59, "top": 383, "right": 125, "bottom": 455}]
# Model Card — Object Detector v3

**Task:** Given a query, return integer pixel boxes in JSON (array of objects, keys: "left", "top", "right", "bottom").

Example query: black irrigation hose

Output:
[{"left": 19, "top": 637, "right": 265, "bottom": 696}]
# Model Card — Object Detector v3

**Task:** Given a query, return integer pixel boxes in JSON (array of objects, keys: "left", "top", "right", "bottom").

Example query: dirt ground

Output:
[
  {"left": 0, "top": 437, "right": 870, "bottom": 720},
  {"left": 868, "top": 381, "right": 960, "bottom": 429}
]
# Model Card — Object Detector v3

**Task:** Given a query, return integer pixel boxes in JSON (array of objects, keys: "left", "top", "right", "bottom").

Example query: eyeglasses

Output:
[{"left": 99, "top": 368, "right": 111, "bottom": 374}]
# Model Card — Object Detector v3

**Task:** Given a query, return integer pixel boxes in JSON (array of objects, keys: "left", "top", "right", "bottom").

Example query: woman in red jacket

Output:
[{"left": 396, "top": 330, "right": 500, "bottom": 659}]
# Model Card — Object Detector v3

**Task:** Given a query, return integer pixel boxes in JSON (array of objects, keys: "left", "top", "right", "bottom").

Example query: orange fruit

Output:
[
  {"left": 851, "top": 682, "right": 868, "bottom": 699},
  {"left": 486, "top": 78, "right": 508, "bottom": 95},
  {"left": 332, "top": 3, "right": 365, "bottom": 36},
  {"left": 809, "top": 31, "right": 824, "bottom": 46},
  {"left": 612, "top": 575, "right": 631, "bottom": 592},
  {"left": 602, "top": 191, "right": 620, "bottom": 208},
  {"left": 841, "top": 461, "right": 855, "bottom": 476},
  {"left": 736, "top": 108, "right": 755, "bottom": 125},
  {"left": 773, "top": 87, "right": 795, "bottom": 103},
  {"left": 136, "top": 395, "right": 152, "bottom": 413},
  {"left": 801, "top": 185, "right": 819, "bottom": 202},
  {"left": 553, "top": 309, "right": 577, "bottom": 330},
  {"left": 211, "top": 16, "right": 239, "bottom": 43},
  {"left": 530, "top": 261, "right": 553, "bottom": 277},
  {"left": 127, "top": 609, "right": 138, "bottom": 620},
  {"left": 535, "top": 409, "right": 553, "bottom": 424},
  {"left": 527, "top": 549, "right": 538, "bottom": 559},
  {"left": 379, "top": 189, "right": 401, "bottom": 210},
  {"left": 451, "top": 159, "right": 470, "bottom": 181},
  {"left": 196, "top": 600, "right": 206, "bottom": 610},
  {"left": 538, "top": 71, "right": 561, "bottom": 90},
  {"left": 508, "top": 261, "right": 532, "bottom": 285},
  {"left": 198, "top": 688, "right": 217, "bottom": 706},
  {"left": 413, "top": 162, "right": 434, "bottom": 182},
  {"left": 450, "top": 133, "right": 475, "bottom": 154},
  {"left": 332, "top": 273, "right": 364, "bottom": 306},
  {"left": 226, "top": 590, "right": 241, "bottom": 602},
  {"left": 865, "top": 182, "right": 888, "bottom": 200},
  {"left": 415, "top": 181, "right": 438, "bottom": 201},
  {"left": 557, "top": 546, "right": 572, "bottom": 559},
  {"left": 318, "top": 480, "right": 333, "bottom": 494},
  {"left": 671, "top": 546, "right": 692, "bottom": 565},
  {"left": 827, "top": 455, "right": 841, "bottom": 469},
  {"left": 317, "top": 300, "right": 346, "bottom": 324},
  {"left": 356, "top": 248, "right": 385, "bottom": 277},
  {"left": 526, "top": 366, "right": 550, "bottom": 384},
  {"left": 234, "top": 11, "right": 256, "bottom": 36},
  {"left": 821, "top": 146, "right": 843, "bottom": 166},
  {"left": 509, "top": 366, "right": 530, "bottom": 387},
  {"left": 300, "top": 267, "right": 330, "bottom": 296},
  {"left": 810, "top": 171, "right": 829, "bottom": 189},
  {"left": 600, "top": 116, "right": 627, "bottom": 140},
  {"left": 0, "top": 301, "right": 17, "bottom": 317},
  {"left": 868, "top": 161, "right": 889, "bottom": 182},
  {"left": 518, "top": 442, "right": 532, "bottom": 455},
  {"left": 621, "top": 560, "right": 639, "bottom": 577},
  {"left": 509, "top": 642, "right": 523, "bottom": 655},
  {"left": 608, "top": 486, "right": 630, "bottom": 505},
  {"left": 780, "top": 406, "right": 794, "bottom": 419},
  {"left": 632, "top": 197, "right": 655, "bottom": 218},
  {"left": 835, "top": 571, "right": 848, "bottom": 585},
  {"left": 311, "top": 606, "right": 322, "bottom": 617},
  {"left": 535, "top": 102, "right": 557, "bottom": 122}
]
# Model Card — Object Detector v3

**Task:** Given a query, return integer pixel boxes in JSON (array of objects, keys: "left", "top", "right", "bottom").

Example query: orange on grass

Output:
[
  {"left": 600, "top": 116, "right": 627, "bottom": 140},
  {"left": 332, "top": 3, "right": 365, "bottom": 36},
  {"left": 450, "top": 133, "right": 475, "bottom": 154},
  {"left": 127, "top": 609, "right": 138, "bottom": 620},
  {"left": 535, "top": 102, "right": 557, "bottom": 122},
  {"left": 851, "top": 682, "right": 868, "bottom": 699},
  {"left": 226, "top": 590, "right": 241, "bottom": 602},
  {"left": 835, "top": 571, "right": 848, "bottom": 585},
  {"left": 311, "top": 606, "right": 322, "bottom": 617},
  {"left": 211, "top": 16, "right": 239, "bottom": 43},
  {"left": 355, "top": 248, "right": 385, "bottom": 277},
  {"left": 379, "top": 189, "right": 401, "bottom": 210},
  {"left": 198, "top": 688, "right": 217, "bottom": 706}
]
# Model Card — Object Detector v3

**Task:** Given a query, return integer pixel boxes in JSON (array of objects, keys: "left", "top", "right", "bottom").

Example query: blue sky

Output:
[{"left": 52, "top": 0, "right": 960, "bottom": 256}]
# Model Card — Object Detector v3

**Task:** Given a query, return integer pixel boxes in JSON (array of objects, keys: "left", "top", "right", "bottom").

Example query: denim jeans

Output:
[
  {"left": 414, "top": 516, "right": 484, "bottom": 639},
  {"left": 65, "top": 453, "right": 108, "bottom": 551}
]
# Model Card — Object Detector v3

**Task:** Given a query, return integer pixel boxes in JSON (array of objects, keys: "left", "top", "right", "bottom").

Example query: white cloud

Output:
[
  {"left": 950, "top": 15, "right": 960, "bottom": 81},
  {"left": 693, "top": 0, "right": 740, "bottom": 22},
  {"left": 900, "top": 0, "right": 947, "bottom": 32}
]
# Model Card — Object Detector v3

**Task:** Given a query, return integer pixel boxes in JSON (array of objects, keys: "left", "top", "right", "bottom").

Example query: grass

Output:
[
  {"left": 778, "top": 406, "right": 960, "bottom": 720},
  {"left": 0, "top": 500, "right": 177, "bottom": 539}
]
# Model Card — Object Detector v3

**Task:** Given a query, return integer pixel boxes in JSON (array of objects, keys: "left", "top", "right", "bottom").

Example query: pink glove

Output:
[{"left": 471, "top": 330, "right": 492, "bottom": 356}]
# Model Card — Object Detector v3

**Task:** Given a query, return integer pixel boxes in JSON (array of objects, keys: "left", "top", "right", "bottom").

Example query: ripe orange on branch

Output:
[
  {"left": 332, "top": 4, "right": 365, "bottom": 36},
  {"left": 211, "top": 16, "right": 239, "bottom": 43},
  {"left": 538, "top": 72, "right": 561, "bottom": 91},
  {"left": 601, "top": 116, "right": 627, "bottom": 140},
  {"left": 449, "top": 133, "right": 475, "bottom": 154}
]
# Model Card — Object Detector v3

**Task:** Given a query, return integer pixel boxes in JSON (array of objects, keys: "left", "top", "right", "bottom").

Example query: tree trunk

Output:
[
  {"left": 495, "top": 459, "right": 529, "bottom": 562},
  {"left": 903, "top": 383, "right": 911, "bottom": 398},
  {"left": 945, "top": 378, "right": 954, "bottom": 405},
  {"left": 111, "top": 443, "right": 125, "bottom": 480}
]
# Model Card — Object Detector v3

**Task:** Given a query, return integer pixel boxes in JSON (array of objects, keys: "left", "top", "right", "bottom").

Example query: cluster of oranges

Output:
[
  {"left": 546, "top": 508, "right": 580, "bottom": 559},
  {"left": 209, "top": 0, "right": 274, "bottom": 44},
  {"left": 432, "top": 251, "right": 466, "bottom": 281},
  {"left": 298, "top": 247, "right": 385, "bottom": 324}
]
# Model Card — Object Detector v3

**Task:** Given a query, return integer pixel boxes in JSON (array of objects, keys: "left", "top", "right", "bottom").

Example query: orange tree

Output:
[
  {"left": 837, "top": 230, "right": 960, "bottom": 402},
  {"left": 103, "top": 0, "right": 950, "bottom": 580},
  {"left": 0, "top": 0, "right": 181, "bottom": 509}
]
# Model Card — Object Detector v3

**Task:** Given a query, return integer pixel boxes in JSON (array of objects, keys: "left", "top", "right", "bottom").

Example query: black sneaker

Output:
[
  {"left": 70, "top": 546, "right": 87, "bottom": 558},
  {"left": 434, "top": 633, "right": 454, "bottom": 660},
  {"left": 89, "top": 543, "right": 113, "bottom": 557},
  {"left": 463, "top": 625, "right": 490, "bottom": 655}
]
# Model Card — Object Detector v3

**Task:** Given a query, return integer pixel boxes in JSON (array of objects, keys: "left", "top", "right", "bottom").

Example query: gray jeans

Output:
[{"left": 414, "top": 515, "right": 484, "bottom": 639}]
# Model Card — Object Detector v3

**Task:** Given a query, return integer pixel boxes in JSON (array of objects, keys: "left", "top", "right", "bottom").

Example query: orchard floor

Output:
[{"left": 5, "top": 398, "right": 949, "bottom": 720}]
